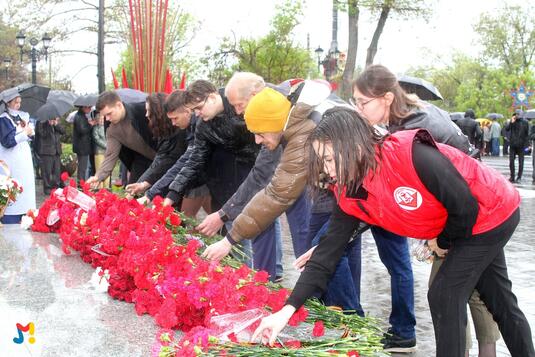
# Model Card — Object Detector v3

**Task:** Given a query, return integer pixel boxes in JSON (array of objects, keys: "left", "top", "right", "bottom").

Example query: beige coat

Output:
[{"left": 229, "top": 103, "right": 316, "bottom": 242}]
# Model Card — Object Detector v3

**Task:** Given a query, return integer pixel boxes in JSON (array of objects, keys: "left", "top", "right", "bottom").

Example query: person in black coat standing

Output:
[
  {"left": 35, "top": 117, "right": 65, "bottom": 194},
  {"left": 455, "top": 109, "right": 482, "bottom": 149},
  {"left": 505, "top": 110, "right": 529, "bottom": 183},
  {"left": 72, "top": 106, "right": 95, "bottom": 181}
]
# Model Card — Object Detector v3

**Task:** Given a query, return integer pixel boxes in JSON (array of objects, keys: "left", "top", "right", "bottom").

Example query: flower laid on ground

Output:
[
  {"left": 0, "top": 174, "right": 23, "bottom": 207},
  {"left": 31, "top": 187, "right": 386, "bottom": 356}
]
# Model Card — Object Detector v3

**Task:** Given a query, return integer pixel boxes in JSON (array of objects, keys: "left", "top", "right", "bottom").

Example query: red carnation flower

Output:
[
  {"left": 61, "top": 171, "right": 69, "bottom": 181},
  {"left": 312, "top": 320, "right": 325, "bottom": 337}
]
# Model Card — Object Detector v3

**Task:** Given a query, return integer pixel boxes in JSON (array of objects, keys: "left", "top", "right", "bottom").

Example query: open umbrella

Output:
[
  {"left": 485, "top": 113, "right": 504, "bottom": 120},
  {"left": 115, "top": 88, "right": 147, "bottom": 103},
  {"left": 524, "top": 109, "right": 535, "bottom": 120},
  {"left": 17, "top": 83, "right": 51, "bottom": 117},
  {"left": 73, "top": 94, "right": 98, "bottom": 107},
  {"left": 397, "top": 75, "right": 443, "bottom": 101},
  {"left": 47, "top": 90, "right": 78, "bottom": 116},
  {"left": 449, "top": 112, "right": 464, "bottom": 122},
  {"left": 34, "top": 103, "right": 61, "bottom": 122}
]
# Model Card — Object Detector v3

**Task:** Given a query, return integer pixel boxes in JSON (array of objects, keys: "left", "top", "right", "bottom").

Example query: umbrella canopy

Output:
[
  {"left": 115, "top": 88, "right": 147, "bottom": 104},
  {"left": 34, "top": 103, "right": 61, "bottom": 122},
  {"left": 485, "top": 113, "right": 504, "bottom": 120},
  {"left": 73, "top": 94, "right": 98, "bottom": 107},
  {"left": 476, "top": 118, "right": 492, "bottom": 127},
  {"left": 449, "top": 112, "right": 464, "bottom": 122},
  {"left": 524, "top": 109, "right": 535, "bottom": 120},
  {"left": 17, "top": 83, "right": 51, "bottom": 117},
  {"left": 397, "top": 75, "right": 443, "bottom": 101},
  {"left": 47, "top": 90, "right": 78, "bottom": 117}
]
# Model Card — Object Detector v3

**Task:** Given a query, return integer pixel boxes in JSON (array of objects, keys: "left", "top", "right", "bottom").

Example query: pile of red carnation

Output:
[{"left": 31, "top": 182, "right": 310, "bottom": 356}]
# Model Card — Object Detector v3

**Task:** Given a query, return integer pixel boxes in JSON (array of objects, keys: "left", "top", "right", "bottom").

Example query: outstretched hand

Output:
[
  {"left": 196, "top": 212, "right": 224, "bottom": 237},
  {"left": 201, "top": 238, "right": 232, "bottom": 261},
  {"left": 293, "top": 245, "right": 317, "bottom": 272},
  {"left": 250, "top": 305, "right": 296, "bottom": 346}
]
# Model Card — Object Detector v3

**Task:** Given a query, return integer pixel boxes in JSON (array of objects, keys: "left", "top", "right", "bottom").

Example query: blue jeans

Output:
[
  {"left": 285, "top": 192, "right": 312, "bottom": 258},
  {"left": 275, "top": 219, "right": 283, "bottom": 277},
  {"left": 490, "top": 137, "right": 500, "bottom": 156},
  {"left": 370, "top": 226, "right": 416, "bottom": 339},
  {"left": 308, "top": 212, "right": 364, "bottom": 315}
]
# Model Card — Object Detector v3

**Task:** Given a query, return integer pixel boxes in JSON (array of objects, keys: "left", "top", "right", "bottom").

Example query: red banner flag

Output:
[
  {"left": 121, "top": 67, "right": 129, "bottom": 88},
  {"left": 164, "top": 69, "right": 173, "bottom": 94},
  {"left": 179, "top": 71, "right": 187, "bottom": 90},
  {"left": 111, "top": 68, "right": 119, "bottom": 89}
]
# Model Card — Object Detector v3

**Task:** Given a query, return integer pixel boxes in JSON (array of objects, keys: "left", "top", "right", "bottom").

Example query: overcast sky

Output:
[{"left": 37, "top": 0, "right": 526, "bottom": 93}]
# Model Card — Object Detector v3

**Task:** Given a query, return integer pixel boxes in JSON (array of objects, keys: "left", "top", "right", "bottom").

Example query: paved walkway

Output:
[{"left": 1, "top": 155, "right": 534, "bottom": 356}]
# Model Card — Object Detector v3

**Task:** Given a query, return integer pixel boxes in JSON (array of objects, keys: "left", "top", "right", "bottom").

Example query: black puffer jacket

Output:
[
  {"left": 506, "top": 118, "right": 529, "bottom": 149},
  {"left": 455, "top": 117, "right": 482, "bottom": 147},
  {"left": 35, "top": 121, "right": 65, "bottom": 156},
  {"left": 72, "top": 110, "right": 93, "bottom": 155},
  {"left": 389, "top": 102, "right": 472, "bottom": 154},
  {"left": 137, "top": 129, "right": 188, "bottom": 185},
  {"left": 167, "top": 89, "right": 259, "bottom": 206}
]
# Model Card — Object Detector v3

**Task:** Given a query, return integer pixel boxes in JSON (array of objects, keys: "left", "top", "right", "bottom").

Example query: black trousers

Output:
[
  {"left": 428, "top": 209, "right": 534, "bottom": 357},
  {"left": 127, "top": 156, "right": 153, "bottom": 184},
  {"left": 509, "top": 146, "right": 525, "bottom": 180},
  {"left": 77, "top": 154, "right": 90, "bottom": 181},
  {"left": 40, "top": 154, "right": 60, "bottom": 194}
]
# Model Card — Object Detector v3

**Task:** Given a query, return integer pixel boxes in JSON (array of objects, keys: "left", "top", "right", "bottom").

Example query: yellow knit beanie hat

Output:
[{"left": 244, "top": 87, "right": 291, "bottom": 133}]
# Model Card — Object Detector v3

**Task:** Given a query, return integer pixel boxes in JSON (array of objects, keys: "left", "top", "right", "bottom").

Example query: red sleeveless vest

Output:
[{"left": 336, "top": 129, "right": 520, "bottom": 239}]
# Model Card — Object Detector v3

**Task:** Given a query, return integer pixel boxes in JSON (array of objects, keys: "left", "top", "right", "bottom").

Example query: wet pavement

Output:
[{"left": 0, "top": 155, "right": 534, "bottom": 356}]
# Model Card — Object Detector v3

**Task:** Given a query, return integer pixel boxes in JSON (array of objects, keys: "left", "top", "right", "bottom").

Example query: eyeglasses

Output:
[
  {"left": 187, "top": 97, "right": 208, "bottom": 111},
  {"left": 349, "top": 97, "right": 377, "bottom": 110}
]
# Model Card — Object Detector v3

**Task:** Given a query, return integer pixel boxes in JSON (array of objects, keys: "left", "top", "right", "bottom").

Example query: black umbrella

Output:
[
  {"left": 397, "top": 75, "right": 443, "bottom": 101},
  {"left": 116, "top": 88, "right": 147, "bottom": 103},
  {"left": 47, "top": 90, "right": 78, "bottom": 116},
  {"left": 449, "top": 112, "right": 464, "bottom": 122},
  {"left": 485, "top": 113, "right": 504, "bottom": 120},
  {"left": 73, "top": 94, "right": 98, "bottom": 107},
  {"left": 17, "top": 83, "right": 51, "bottom": 117},
  {"left": 34, "top": 103, "right": 61, "bottom": 122},
  {"left": 524, "top": 110, "right": 535, "bottom": 120}
]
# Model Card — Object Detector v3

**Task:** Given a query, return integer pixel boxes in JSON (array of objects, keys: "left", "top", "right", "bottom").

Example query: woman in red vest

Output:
[{"left": 252, "top": 107, "right": 534, "bottom": 357}]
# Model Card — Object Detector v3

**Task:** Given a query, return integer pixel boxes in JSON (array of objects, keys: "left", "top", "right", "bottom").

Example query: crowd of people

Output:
[{"left": 1, "top": 65, "right": 534, "bottom": 357}]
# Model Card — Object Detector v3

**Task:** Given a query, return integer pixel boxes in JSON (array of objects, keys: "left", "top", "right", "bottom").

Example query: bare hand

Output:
[
  {"left": 125, "top": 182, "right": 150, "bottom": 195},
  {"left": 24, "top": 125, "right": 34, "bottom": 136},
  {"left": 293, "top": 245, "right": 317, "bottom": 272},
  {"left": 251, "top": 305, "right": 296, "bottom": 346},
  {"left": 86, "top": 176, "right": 101, "bottom": 189},
  {"left": 137, "top": 196, "right": 150, "bottom": 205},
  {"left": 196, "top": 212, "right": 224, "bottom": 237},
  {"left": 201, "top": 238, "right": 232, "bottom": 261},
  {"left": 428, "top": 238, "right": 448, "bottom": 258},
  {"left": 163, "top": 198, "right": 174, "bottom": 207}
]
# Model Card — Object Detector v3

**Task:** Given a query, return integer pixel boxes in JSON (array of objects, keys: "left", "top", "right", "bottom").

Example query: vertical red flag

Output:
[
  {"left": 179, "top": 71, "right": 187, "bottom": 90},
  {"left": 111, "top": 68, "right": 119, "bottom": 89},
  {"left": 121, "top": 67, "right": 129, "bottom": 88},
  {"left": 164, "top": 69, "right": 173, "bottom": 94}
]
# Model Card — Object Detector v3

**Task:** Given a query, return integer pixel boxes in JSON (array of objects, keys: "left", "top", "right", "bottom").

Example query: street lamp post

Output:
[
  {"left": 3, "top": 58, "right": 11, "bottom": 81},
  {"left": 16, "top": 31, "right": 52, "bottom": 84},
  {"left": 314, "top": 46, "right": 324, "bottom": 74}
]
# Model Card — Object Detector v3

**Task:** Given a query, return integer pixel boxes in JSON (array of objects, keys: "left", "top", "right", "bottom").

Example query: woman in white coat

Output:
[{"left": 0, "top": 88, "right": 36, "bottom": 223}]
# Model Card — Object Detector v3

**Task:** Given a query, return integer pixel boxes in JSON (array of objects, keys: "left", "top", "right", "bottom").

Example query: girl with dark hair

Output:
[
  {"left": 351, "top": 64, "right": 486, "bottom": 353},
  {"left": 125, "top": 93, "right": 187, "bottom": 197},
  {"left": 252, "top": 107, "right": 534, "bottom": 357}
]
